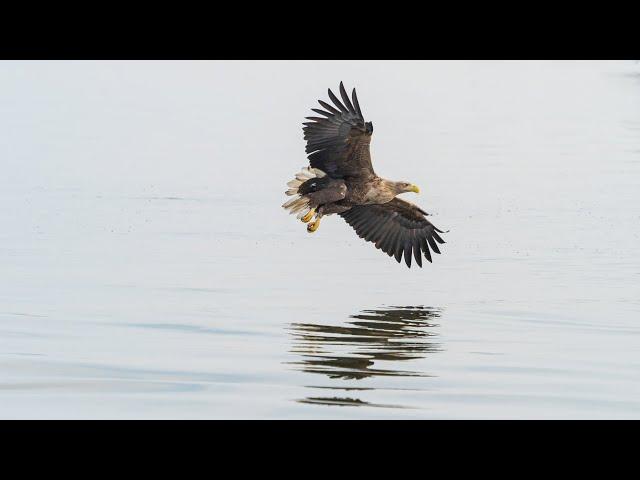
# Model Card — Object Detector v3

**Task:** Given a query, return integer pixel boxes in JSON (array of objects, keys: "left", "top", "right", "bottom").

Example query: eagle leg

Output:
[
  {"left": 300, "top": 208, "right": 316, "bottom": 223},
  {"left": 307, "top": 211, "right": 322, "bottom": 233}
]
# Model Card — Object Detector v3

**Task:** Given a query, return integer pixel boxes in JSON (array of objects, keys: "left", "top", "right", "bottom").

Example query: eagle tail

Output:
[{"left": 282, "top": 167, "right": 326, "bottom": 219}]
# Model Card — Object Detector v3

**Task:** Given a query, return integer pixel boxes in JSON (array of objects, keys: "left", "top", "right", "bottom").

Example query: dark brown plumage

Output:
[
  {"left": 283, "top": 82, "right": 446, "bottom": 268},
  {"left": 303, "top": 82, "right": 375, "bottom": 180},
  {"left": 340, "top": 198, "right": 446, "bottom": 268}
]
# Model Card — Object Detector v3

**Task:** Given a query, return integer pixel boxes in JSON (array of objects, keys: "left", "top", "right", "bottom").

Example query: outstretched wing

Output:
[
  {"left": 340, "top": 198, "right": 446, "bottom": 268},
  {"left": 303, "top": 82, "right": 375, "bottom": 180}
]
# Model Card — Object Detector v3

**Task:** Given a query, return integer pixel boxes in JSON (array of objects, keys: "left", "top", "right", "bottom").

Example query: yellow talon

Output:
[
  {"left": 307, "top": 217, "right": 321, "bottom": 233},
  {"left": 301, "top": 209, "right": 315, "bottom": 223}
]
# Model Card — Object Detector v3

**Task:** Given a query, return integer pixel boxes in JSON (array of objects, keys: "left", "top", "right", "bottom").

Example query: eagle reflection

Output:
[{"left": 288, "top": 306, "right": 441, "bottom": 381}]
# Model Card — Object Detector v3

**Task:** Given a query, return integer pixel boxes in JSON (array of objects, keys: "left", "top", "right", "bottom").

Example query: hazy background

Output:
[{"left": 1, "top": 60, "right": 639, "bottom": 418}]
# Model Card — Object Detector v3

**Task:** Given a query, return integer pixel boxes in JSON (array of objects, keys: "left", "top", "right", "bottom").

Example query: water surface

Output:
[{"left": 1, "top": 60, "right": 639, "bottom": 418}]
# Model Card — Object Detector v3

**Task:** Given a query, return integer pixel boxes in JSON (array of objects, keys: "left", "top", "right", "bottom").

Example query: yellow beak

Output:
[{"left": 410, "top": 184, "right": 420, "bottom": 194}]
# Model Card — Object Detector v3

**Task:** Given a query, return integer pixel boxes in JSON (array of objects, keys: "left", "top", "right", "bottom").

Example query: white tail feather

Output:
[
  {"left": 282, "top": 196, "right": 300, "bottom": 209},
  {"left": 282, "top": 166, "right": 327, "bottom": 214},
  {"left": 290, "top": 200, "right": 308, "bottom": 214}
]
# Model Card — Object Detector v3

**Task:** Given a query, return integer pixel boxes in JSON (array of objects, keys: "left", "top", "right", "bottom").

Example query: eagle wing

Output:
[
  {"left": 339, "top": 198, "right": 446, "bottom": 268},
  {"left": 303, "top": 82, "right": 375, "bottom": 180}
]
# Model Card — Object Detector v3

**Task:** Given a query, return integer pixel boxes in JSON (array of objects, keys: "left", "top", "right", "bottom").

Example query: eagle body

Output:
[
  {"left": 283, "top": 82, "right": 446, "bottom": 268},
  {"left": 343, "top": 177, "right": 398, "bottom": 205}
]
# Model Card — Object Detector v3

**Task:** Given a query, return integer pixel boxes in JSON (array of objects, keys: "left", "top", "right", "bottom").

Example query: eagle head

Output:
[{"left": 392, "top": 181, "right": 420, "bottom": 195}]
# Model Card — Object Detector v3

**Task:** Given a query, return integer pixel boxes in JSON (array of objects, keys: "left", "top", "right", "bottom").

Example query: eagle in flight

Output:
[{"left": 282, "top": 82, "right": 446, "bottom": 268}]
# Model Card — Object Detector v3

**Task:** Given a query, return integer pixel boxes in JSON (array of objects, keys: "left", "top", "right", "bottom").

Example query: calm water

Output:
[{"left": 1, "top": 60, "right": 640, "bottom": 418}]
